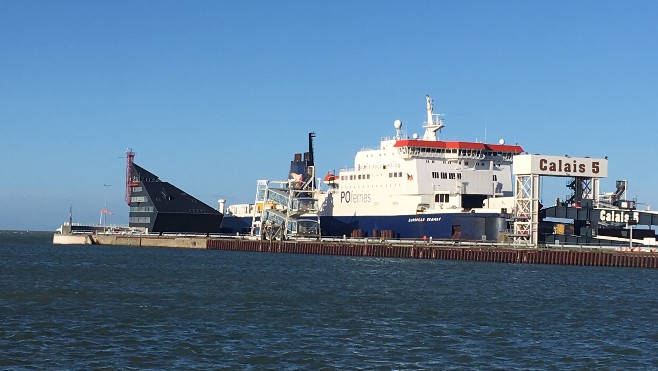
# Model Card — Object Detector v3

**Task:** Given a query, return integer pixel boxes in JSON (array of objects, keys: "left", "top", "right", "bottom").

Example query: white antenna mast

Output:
[{"left": 422, "top": 95, "right": 445, "bottom": 141}]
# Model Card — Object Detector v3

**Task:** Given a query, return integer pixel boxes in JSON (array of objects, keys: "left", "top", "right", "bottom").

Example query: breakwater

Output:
[{"left": 53, "top": 233, "right": 658, "bottom": 269}]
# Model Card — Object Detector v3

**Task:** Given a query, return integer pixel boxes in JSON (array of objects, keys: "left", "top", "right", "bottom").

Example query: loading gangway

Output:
[{"left": 250, "top": 177, "right": 321, "bottom": 241}]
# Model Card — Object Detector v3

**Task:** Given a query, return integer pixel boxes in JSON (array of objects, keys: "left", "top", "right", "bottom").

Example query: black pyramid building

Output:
[{"left": 127, "top": 163, "right": 223, "bottom": 234}]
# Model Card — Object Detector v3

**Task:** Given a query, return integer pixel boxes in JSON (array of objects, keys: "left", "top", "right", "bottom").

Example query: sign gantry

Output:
[{"left": 512, "top": 154, "right": 608, "bottom": 246}]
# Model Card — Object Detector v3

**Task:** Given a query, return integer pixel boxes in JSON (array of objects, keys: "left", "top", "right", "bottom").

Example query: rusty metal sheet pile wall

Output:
[{"left": 206, "top": 239, "right": 658, "bottom": 268}]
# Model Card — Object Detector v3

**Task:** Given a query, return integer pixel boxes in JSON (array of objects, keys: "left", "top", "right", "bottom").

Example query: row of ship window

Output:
[
  {"left": 340, "top": 171, "right": 498, "bottom": 182},
  {"left": 430, "top": 172, "right": 498, "bottom": 181},
  {"left": 341, "top": 174, "right": 372, "bottom": 180},
  {"left": 431, "top": 172, "right": 462, "bottom": 180},
  {"left": 340, "top": 172, "right": 498, "bottom": 181},
  {"left": 425, "top": 160, "right": 487, "bottom": 166},
  {"left": 401, "top": 147, "right": 515, "bottom": 158},
  {"left": 342, "top": 172, "right": 406, "bottom": 180}
]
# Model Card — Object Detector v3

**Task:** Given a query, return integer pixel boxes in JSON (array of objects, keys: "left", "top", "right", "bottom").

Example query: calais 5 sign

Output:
[{"left": 513, "top": 154, "right": 608, "bottom": 178}]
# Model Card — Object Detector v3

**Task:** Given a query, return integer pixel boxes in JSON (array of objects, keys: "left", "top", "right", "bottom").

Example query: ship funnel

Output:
[{"left": 218, "top": 199, "right": 226, "bottom": 213}]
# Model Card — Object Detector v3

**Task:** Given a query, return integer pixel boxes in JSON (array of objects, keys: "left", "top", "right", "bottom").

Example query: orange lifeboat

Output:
[{"left": 323, "top": 172, "right": 339, "bottom": 185}]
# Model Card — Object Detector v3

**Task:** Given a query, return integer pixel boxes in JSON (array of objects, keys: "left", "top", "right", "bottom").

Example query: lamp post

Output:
[
  {"left": 628, "top": 218, "right": 637, "bottom": 249},
  {"left": 103, "top": 184, "right": 111, "bottom": 231}
]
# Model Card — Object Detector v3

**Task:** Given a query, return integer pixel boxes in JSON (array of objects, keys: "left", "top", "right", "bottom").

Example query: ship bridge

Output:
[
  {"left": 393, "top": 140, "right": 524, "bottom": 161},
  {"left": 388, "top": 95, "right": 524, "bottom": 161}
]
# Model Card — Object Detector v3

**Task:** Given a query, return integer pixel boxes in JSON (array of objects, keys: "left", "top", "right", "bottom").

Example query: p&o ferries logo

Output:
[{"left": 340, "top": 191, "right": 371, "bottom": 203}]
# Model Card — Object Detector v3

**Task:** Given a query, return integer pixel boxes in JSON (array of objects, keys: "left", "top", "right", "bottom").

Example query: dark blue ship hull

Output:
[
  {"left": 221, "top": 212, "right": 508, "bottom": 241},
  {"left": 319, "top": 213, "right": 507, "bottom": 240}
]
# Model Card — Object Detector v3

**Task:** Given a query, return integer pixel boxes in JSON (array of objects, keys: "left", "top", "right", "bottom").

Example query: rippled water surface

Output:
[{"left": 2, "top": 231, "right": 658, "bottom": 369}]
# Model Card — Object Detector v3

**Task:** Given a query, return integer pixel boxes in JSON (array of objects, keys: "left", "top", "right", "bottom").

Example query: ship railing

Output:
[
  {"left": 340, "top": 162, "right": 403, "bottom": 173},
  {"left": 381, "top": 131, "right": 407, "bottom": 142},
  {"left": 359, "top": 145, "right": 382, "bottom": 152}
]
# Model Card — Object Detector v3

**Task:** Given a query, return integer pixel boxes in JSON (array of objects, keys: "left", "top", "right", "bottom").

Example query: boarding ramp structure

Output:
[
  {"left": 248, "top": 132, "right": 321, "bottom": 241},
  {"left": 250, "top": 176, "right": 321, "bottom": 241}
]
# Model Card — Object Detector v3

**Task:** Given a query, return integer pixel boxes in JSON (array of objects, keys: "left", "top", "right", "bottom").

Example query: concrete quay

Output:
[
  {"left": 52, "top": 233, "right": 658, "bottom": 269},
  {"left": 54, "top": 233, "right": 207, "bottom": 249}
]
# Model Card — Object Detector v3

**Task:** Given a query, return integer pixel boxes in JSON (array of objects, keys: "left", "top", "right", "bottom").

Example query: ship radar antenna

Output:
[
  {"left": 393, "top": 119, "right": 403, "bottom": 139},
  {"left": 422, "top": 95, "right": 445, "bottom": 141}
]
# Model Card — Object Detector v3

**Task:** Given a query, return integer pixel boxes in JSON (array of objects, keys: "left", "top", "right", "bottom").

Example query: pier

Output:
[{"left": 53, "top": 233, "right": 658, "bottom": 269}]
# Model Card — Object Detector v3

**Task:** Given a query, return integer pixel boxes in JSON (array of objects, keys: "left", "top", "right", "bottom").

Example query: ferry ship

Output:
[{"left": 222, "top": 95, "right": 524, "bottom": 241}]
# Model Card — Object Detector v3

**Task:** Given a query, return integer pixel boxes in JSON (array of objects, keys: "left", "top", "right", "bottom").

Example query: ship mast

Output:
[{"left": 422, "top": 95, "right": 445, "bottom": 141}]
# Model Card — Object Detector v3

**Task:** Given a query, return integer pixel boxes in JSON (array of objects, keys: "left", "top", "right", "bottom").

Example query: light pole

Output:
[
  {"left": 628, "top": 218, "right": 637, "bottom": 249},
  {"left": 103, "top": 184, "right": 111, "bottom": 231}
]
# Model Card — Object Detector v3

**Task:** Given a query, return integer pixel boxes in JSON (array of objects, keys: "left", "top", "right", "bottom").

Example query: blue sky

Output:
[{"left": 1, "top": 1, "right": 657, "bottom": 231}]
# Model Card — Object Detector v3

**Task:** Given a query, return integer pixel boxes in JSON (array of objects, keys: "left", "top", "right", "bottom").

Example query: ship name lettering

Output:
[{"left": 408, "top": 217, "right": 442, "bottom": 223}]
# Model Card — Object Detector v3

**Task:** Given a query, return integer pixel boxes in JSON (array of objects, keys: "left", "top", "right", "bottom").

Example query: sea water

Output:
[{"left": 1, "top": 231, "right": 658, "bottom": 369}]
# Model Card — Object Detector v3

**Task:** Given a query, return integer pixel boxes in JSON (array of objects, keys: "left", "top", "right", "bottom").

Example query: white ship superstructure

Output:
[{"left": 318, "top": 95, "right": 523, "bottom": 219}]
